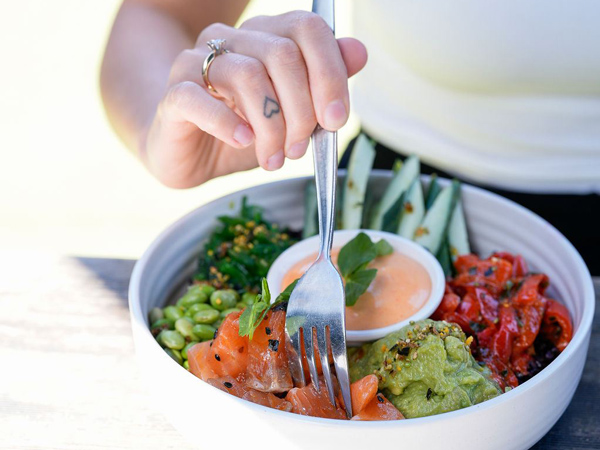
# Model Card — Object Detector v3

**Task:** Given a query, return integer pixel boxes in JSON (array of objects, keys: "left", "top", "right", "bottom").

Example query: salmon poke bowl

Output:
[{"left": 129, "top": 138, "right": 595, "bottom": 450}]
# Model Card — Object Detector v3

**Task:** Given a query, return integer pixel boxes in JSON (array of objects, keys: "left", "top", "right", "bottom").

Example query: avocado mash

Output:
[{"left": 349, "top": 320, "right": 501, "bottom": 418}]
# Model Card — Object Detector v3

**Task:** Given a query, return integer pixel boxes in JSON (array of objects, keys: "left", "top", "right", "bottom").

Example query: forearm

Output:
[{"left": 100, "top": 0, "right": 247, "bottom": 157}]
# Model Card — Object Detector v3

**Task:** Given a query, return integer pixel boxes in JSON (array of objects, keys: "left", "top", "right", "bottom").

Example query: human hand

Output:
[{"left": 142, "top": 11, "right": 367, "bottom": 188}]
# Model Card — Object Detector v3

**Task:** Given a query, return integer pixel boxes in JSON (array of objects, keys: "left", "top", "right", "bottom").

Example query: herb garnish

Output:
[
  {"left": 339, "top": 232, "right": 393, "bottom": 306},
  {"left": 238, "top": 278, "right": 272, "bottom": 339}
]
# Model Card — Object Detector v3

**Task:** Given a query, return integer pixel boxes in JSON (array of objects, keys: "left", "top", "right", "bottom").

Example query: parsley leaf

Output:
[{"left": 345, "top": 268, "right": 378, "bottom": 306}]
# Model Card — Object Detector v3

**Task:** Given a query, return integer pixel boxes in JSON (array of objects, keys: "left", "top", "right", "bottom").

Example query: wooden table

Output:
[{"left": 1, "top": 253, "right": 598, "bottom": 449}]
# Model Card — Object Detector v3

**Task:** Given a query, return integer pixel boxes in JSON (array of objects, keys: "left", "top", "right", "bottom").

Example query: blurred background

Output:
[{"left": 0, "top": 0, "right": 358, "bottom": 259}]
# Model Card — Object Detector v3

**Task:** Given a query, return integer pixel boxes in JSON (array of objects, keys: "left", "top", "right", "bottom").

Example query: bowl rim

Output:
[
  {"left": 129, "top": 171, "right": 595, "bottom": 427},
  {"left": 266, "top": 228, "right": 446, "bottom": 344}
]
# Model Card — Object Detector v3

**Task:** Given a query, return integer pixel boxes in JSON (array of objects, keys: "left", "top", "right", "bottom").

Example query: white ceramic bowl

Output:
[
  {"left": 266, "top": 229, "right": 446, "bottom": 345},
  {"left": 129, "top": 172, "right": 595, "bottom": 450}
]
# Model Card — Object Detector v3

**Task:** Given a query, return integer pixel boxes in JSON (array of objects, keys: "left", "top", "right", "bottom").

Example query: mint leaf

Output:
[
  {"left": 238, "top": 277, "right": 271, "bottom": 339},
  {"left": 338, "top": 232, "right": 377, "bottom": 277},
  {"left": 345, "top": 268, "right": 377, "bottom": 306},
  {"left": 276, "top": 279, "right": 299, "bottom": 303},
  {"left": 374, "top": 239, "right": 393, "bottom": 257}
]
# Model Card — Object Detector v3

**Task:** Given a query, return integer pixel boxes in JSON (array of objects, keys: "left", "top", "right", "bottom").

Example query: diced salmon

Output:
[
  {"left": 246, "top": 310, "right": 293, "bottom": 393},
  {"left": 206, "top": 376, "right": 292, "bottom": 412},
  {"left": 350, "top": 374, "right": 379, "bottom": 413},
  {"left": 209, "top": 311, "right": 249, "bottom": 378},
  {"left": 286, "top": 378, "right": 347, "bottom": 419},
  {"left": 352, "top": 392, "right": 404, "bottom": 421},
  {"left": 187, "top": 341, "right": 217, "bottom": 381}
]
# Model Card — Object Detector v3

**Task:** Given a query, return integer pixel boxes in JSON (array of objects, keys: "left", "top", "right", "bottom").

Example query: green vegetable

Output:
[
  {"left": 175, "top": 317, "right": 198, "bottom": 339},
  {"left": 159, "top": 330, "right": 186, "bottom": 350},
  {"left": 210, "top": 290, "right": 239, "bottom": 311},
  {"left": 238, "top": 278, "right": 273, "bottom": 339},
  {"left": 182, "top": 341, "right": 199, "bottom": 359},
  {"left": 185, "top": 303, "right": 213, "bottom": 318},
  {"left": 150, "top": 318, "right": 174, "bottom": 333},
  {"left": 338, "top": 232, "right": 393, "bottom": 306},
  {"left": 193, "top": 324, "right": 218, "bottom": 341},
  {"left": 397, "top": 179, "right": 425, "bottom": 239},
  {"left": 342, "top": 134, "right": 375, "bottom": 229},
  {"left": 193, "top": 309, "right": 220, "bottom": 324},
  {"left": 164, "top": 348, "right": 183, "bottom": 365},
  {"left": 183, "top": 360, "right": 190, "bottom": 370},
  {"left": 163, "top": 305, "right": 184, "bottom": 322},
  {"left": 425, "top": 174, "right": 442, "bottom": 210},
  {"left": 414, "top": 181, "right": 460, "bottom": 255},
  {"left": 241, "top": 292, "right": 257, "bottom": 305},
  {"left": 220, "top": 308, "right": 241, "bottom": 319},
  {"left": 199, "top": 284, "right": 216, "bottom": 298},
  {"left": 149, "top": 307, "right": 164, "bottom": 324},
  {"left": 303, "top": 180, "right": 318, "bottom": 239},
  {"left": 371, "top": 155, "right": 420, "bottom": 230},
  {"left": 447, "top": 199, "right": 470, "bottom": 262},
  {"left": 276, "top": 279, "right": 299, "bottom": 303},
  {"left": 176, "top": 285, "right": 208, "bottom": 308}
]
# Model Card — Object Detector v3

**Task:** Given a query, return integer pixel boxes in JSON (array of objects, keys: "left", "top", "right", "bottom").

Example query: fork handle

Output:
[{"left": 312, "top": 126, "right": 337, "bottom": 261}]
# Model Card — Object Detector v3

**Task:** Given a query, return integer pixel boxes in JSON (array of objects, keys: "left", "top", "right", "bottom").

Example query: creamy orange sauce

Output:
[{"left": 281, "top": 247, "right": 431, "bottom": 330}]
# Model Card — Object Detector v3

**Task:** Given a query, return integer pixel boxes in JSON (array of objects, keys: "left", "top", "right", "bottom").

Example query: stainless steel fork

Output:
[{"left": 284, "top": 0, "right": 352, "bottom": 418}]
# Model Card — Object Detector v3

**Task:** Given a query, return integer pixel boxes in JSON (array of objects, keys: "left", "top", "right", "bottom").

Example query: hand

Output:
[{"left": 142, "top": 11, "right": 367, "bottom": 188}]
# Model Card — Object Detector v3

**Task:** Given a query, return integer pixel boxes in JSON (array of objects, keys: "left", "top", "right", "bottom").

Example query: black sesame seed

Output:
[
  {"left": 484, "top": 267, "right": 494, "bottom": 277},
  {"left": 265, "top": 327, "right": 272, "bottom": 335},
  {"left": 426, "top": 388, "right": 433, "bottom": 400},
  {"left": 268, "top": 339, "right": 279, "bottom": 352},
  {"left": 213, "top": 329, "right": 218, "bottom": 340},
  {"left": 223, "top": 381, "right": 233, "bottom": 388},
  {"left": 214, "top": 353, "right": 221, "bottom": 361},
  {"left": 377, "top": 395, "right": 384, "bottom": 403}
]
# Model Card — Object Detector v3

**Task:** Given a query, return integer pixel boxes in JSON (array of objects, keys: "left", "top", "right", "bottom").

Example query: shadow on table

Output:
[
  {"left": 531, "top": 282, "right": 599, "bottom": 450},
  {"left": 76, "top": 257, "right": 136, "bottom": 304}
]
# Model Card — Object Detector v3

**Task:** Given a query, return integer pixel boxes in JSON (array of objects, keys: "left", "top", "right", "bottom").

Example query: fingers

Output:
[
  {"left": 160, "top": 80, "right": 255, "bottom": 150},
  {"left": 199, "top": 23, "right": 316, "bottom": 160},
  {"left": 241, "top": 11, "right": 362, "bottom": 131},
  {"left": 338, "top": 37, "right": 368, "bottom": 78}
]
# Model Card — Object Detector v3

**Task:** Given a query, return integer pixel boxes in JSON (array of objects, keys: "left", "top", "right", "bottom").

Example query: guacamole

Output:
[{"left": 349, "top": 320, "right": 501, "bottom": 418}]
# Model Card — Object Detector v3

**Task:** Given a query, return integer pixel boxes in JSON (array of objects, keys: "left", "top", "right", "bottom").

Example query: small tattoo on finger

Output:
[{"left": 263, "top": 96, "right": 280, "bottom": 118}]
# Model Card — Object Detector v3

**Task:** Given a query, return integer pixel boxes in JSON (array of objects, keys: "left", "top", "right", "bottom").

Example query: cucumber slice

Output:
[
  {"left": 436, "top": 238, "right": 454, "bottom": 277},
  {"left": 381, "top": 192, "right": 406, "bottom": 233},
  {"left": 342, "top": 134, "right": 375, "bottom": 229},
  {"left": 370, "top": 155, "right": 420, "bottom": 230},
  {"left": 302, "top": 180, "right": 318, "bottom": 239},
  {"left": 447, "top": 199, "right": 470, "bottom": 261},
  {"left": 425, "top": 173, "right": 442, "bottom": 210},
  {"left": 397, "top": 179, "right": 425, "bottom": 239},
  {"left": 414, "top": 180, "right": 460, "bottom": 255}
]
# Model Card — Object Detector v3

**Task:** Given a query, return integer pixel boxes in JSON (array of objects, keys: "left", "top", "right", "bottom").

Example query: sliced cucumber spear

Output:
[
  {"left": 414, "top": 180, "right": 460, "bottom": 255},
  {"left": 302, "top": 180, "right": 318, "bottom": 239},
  {"left": 425, "top": 173, "right": 442, "bottom": 210},
  {"left": 342, "top": 134, "right": 375, "bottom": 229},
  {"left": 397, "top": 178, "right": 425, "bottom": 239},
  {"left": 370, "top": 155, "right": 420, "bottom": 230},
  {"left": 447, "top": 199, "right": 470, "bottom": 261}
]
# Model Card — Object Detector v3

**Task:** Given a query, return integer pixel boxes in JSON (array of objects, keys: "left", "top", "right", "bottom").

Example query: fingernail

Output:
[
  {"left": 233, "top": 124, "right": 254, "bottom": 147},
  {"left": 287, "top": 139, "right": 310, "bottom": 159},
  {"left": 266, "top": 150, "right": 285, "bottom": 170},
  {"left": 323, "top": 100, "right": 347, "bottom": 130}
]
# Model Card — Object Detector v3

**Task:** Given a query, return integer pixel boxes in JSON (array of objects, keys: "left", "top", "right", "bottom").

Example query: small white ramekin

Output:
[{"left": 267, "top": 229, "right": 445, "bottom": 345}]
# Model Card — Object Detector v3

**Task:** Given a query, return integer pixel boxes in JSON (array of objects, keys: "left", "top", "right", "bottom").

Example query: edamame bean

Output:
[
  {"left": 164, "top": 348, "right": 183, "bottom": 365},
  {"left": 149, "top": 307, "right": 164, "bottom": 324},
  {"left": 210, "top": 289, "right": 239, "bottom": 311},
  {"left": 193, "top": 324, "right": 217, "bottom": 341},
  {"left": 185, "top": 303, "right": 213, "bottom": 317},
  {"left": 151, "top": 318, "right": 174, "bottom": 334},
  {"left": 200, "top": 284, "right": 216, "bottom": 297},
  {"left": 220, "top": 308, "right": 241, "bottom": 319},
  {"left": 193, "top": 309, "right": 220, "bottom": 324},
  {"left": 183, "top": 360, "right": 190, "bottom": 370},
  {"left": 181, "top": 341, "right": 199, "bottom": 360},
  {"left": 212, "top": 319, "right": 223, "bottom": 329},
  {"left": 235, "top": 302, "right": 247, "bottom": 310},
  {"left": 242, "top": 292, "right": 257, "bottom": 305},
  {"left": 176, "top": 285, "right": 209, "bottom": 308},
  {"left": 159, "top": 330, "right": 186, "bottom": 350},
  {"left": 175, "top": 318, "right": 198, "bottom": 340},
  {"left": 163, "top": 305, "right": 184, "bottom": 321}
]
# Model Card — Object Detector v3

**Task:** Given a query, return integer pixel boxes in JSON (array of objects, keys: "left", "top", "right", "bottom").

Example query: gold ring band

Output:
[{"left": 202, "top": 39, "right": 229, "bottom": 95}]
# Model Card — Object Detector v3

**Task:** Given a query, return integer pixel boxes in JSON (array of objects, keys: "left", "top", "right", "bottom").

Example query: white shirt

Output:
[{"left": 352, "top": 0, "right": 600, "bottom": 193}]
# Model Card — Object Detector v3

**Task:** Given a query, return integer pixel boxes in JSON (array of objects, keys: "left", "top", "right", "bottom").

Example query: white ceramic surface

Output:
[
  {"left": 266, "top": 229, "right": 445, "bottom": 345},
  {"left": 129, "top": 172, "right": 595, "bottom": 450}
]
